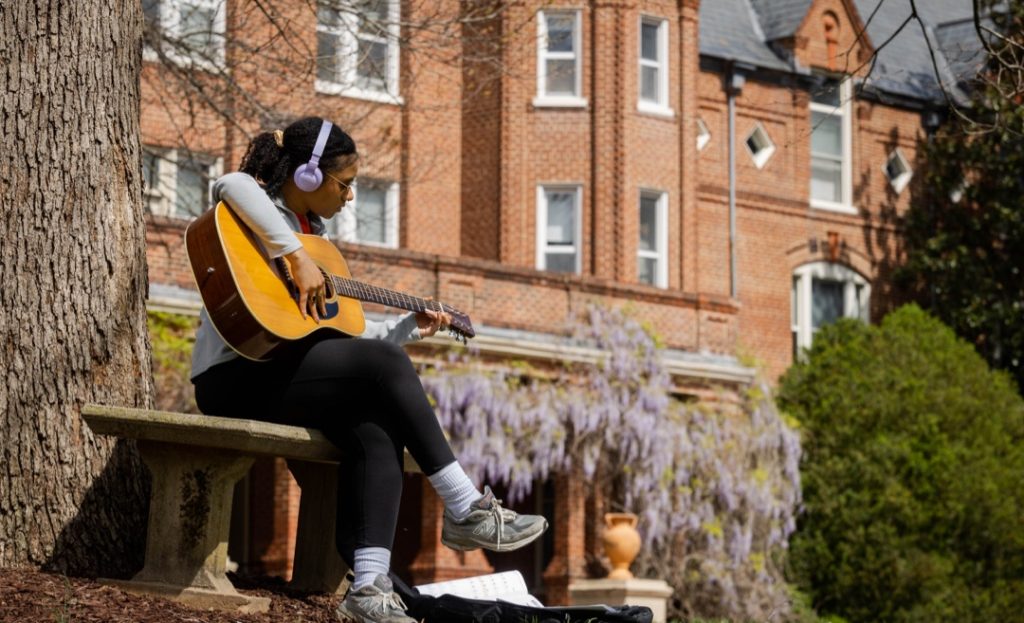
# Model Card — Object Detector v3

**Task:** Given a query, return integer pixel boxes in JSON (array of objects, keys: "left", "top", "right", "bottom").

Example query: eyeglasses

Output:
[{"left": 324, "top": 171, "right": 355, "bottom": 193}]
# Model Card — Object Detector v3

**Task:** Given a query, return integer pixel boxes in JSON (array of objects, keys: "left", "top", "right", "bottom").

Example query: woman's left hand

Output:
[{"left": 416, "top": 300, "right": 452, "bottom": 338}]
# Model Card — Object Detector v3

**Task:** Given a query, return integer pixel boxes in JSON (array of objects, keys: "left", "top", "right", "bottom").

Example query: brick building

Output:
[{"left": 140, "top": 0, "right": 981, "bottom": 604}]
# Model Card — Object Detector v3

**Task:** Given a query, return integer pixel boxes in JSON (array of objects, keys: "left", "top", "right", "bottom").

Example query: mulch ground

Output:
[{"left": 0, "top": 567, "right": 341, "bottom": 622}]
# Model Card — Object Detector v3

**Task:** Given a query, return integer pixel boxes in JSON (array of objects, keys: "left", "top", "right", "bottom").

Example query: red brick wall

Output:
[
  {"left": 695, "top": 65, "right": 920, "bottom": 378},
  {"left": 143, "top": 0, "right": 924, "bottom": 382},
  {"left": 460, "top": 8, "right": 503, "bottom": 260}
]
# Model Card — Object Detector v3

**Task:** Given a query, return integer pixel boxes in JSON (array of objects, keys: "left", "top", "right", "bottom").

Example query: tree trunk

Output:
[{"left": 0, "top": 0, "right": 153, "bottom": 576}]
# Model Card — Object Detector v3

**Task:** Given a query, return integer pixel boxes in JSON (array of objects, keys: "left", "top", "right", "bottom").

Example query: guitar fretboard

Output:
[{"left": 330, "top": 275, "right": 449, "bottom": 316}]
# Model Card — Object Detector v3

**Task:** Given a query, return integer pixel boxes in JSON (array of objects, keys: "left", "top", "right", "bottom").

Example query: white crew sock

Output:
[
  {"left": 428, "top": 460, "right": 484, "bottom": 520},
  {"left": 351, "top": 546, "right": 391, "bottom": 591}
]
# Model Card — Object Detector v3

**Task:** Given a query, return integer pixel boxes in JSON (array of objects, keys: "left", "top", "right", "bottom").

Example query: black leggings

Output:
[{"left": 193, "top": 336, "right": 456, "bottom": 564}]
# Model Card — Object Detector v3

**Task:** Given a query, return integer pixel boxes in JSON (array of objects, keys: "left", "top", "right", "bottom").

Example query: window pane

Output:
[
  {"left": 317, "top": 32, "right": 342, "bottom": 82},
  {"left": 639, "top": 195, "right": 658, "bottom": 251},
  {"left": 811, "top": 157, "right": 843, "bottom": 203},
  {"left": 545, "top": 252, "right": 577, "bottom": 273},
  {"left": 641, "top": 22, "right": 659, "bottom": 61},
  {"left": 855, "top": 284, "right": 867, "bottom": 321},
  {"left": 812, "top": 278, "right": 845, "bottom": 328},
  {"left": 180, "top": 3, "right": 217, "bottom": 54},
  {"left": 359, "top": 0, "right": 389, "bottom": 23},
  {"left": 545, "top": 59, "right": 576, "bottom": 95},
  {"left": 791, "top": 276, "right": 799, "bottom": 326},
  {"left": 142, "top": 151, "right": 160, "bottom": 192},
  {"left": 640, "top": 66, "right": 659, "bottom": 101},
  {"left": 811, "top": 112, "right": 842, "bottom": 156},
  {"left": 175, "top": 159, "right": 207, "bottom": 217},
  {"left": 356, "top": 186, "right": 387, "bottom": 243},
  {"left": 812, "top": 82, "right": 841, "bottom": 107},
  {"left": 356, "top": 38, "right": 388, "bottom": 89},
  {"left": 545, "top": 191, "right": 576, "bottom": 244},
  {"left": 317, "top": 3, "right": 343, "bottom": 28},
  {"left": 638, "top": 256, "right": 657, "bottom": 285},
  {"left": 546, "top": 14, "right": 574, "bottom": 53}
]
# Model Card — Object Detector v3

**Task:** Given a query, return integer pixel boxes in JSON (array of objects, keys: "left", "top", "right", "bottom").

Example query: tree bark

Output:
[{"left": 0, "top": 0, "right": 153, "bottom": 576}]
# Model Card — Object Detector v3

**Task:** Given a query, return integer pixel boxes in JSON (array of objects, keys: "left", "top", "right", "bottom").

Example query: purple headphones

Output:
[{"left": 292, "top": 120, "right": 333, "bottom": 192}]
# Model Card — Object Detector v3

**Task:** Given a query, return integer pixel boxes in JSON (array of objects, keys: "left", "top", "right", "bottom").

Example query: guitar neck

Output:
[{"left": 330, "top": 275, "right": 446, "bottom": 315}]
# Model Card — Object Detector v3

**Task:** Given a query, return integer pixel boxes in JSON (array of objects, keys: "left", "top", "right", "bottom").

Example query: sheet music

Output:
[{"left": 414, "top": 571, "right": 544, "bottom": 607}]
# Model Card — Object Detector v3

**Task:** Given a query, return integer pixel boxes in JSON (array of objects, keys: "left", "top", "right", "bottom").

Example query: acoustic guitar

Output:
[{"left": 185, "top": 202, "right": 475, "bottom": 361}]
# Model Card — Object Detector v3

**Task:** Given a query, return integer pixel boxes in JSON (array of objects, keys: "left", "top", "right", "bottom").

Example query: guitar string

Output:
[{"left": 331, "top": 275, "right": 456, "bottom": 320}]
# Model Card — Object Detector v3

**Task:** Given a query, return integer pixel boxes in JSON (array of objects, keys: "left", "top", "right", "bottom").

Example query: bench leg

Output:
[
  {"left": 287, "top": 459, "right": 351, "bottom": 595},
  {"left": 106, "top": 441, "right": 270, "bottom": 613}
]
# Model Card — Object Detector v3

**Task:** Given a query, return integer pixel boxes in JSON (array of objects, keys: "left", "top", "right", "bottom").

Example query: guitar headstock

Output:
[{"left": 439, "top": 304, "right": 475, "bottom": 343}]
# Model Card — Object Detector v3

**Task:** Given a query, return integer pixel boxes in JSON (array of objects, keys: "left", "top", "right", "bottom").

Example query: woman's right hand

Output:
[{"left": 284, "top": 248, "right": 326, "bottom": 322}]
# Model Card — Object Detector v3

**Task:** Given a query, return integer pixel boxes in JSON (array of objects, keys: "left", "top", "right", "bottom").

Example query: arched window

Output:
[{"left": 791, "top": 262, "right": 869, "bottom": 357}]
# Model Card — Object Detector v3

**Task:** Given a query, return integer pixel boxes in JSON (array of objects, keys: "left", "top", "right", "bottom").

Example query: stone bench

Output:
[{"left": 81, "top": 404, "right": 420, "bottom": 613}]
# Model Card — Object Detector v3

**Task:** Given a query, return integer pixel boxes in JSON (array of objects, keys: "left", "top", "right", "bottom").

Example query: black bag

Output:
[{"left": 391, "top": 574, "right": 653, "bottom": 623}]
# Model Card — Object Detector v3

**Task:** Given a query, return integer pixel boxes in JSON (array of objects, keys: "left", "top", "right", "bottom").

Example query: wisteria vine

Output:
[{"left": 420, "top": 306, "right": 802, "bottom": 620}]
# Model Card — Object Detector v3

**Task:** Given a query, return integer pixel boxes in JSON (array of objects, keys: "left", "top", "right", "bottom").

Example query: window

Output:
[
  {"left": 316, "top": 0, "right": 401, "bottom": 103},
  {"left": 142, "top": 147, "right": 222, "bottom": 218},
  {"left": 810, "top": 79, "right": 854, "bottom": 211},
  {"left": 638, "top": 17, "right": 670, "bottom": 115},
  {"left": 535, "top": 10, "right": 585, "bottom": 107},
  {"left": 325, "top": 179, "right": 399, "bottom": 248},
  {"left": 884, "top": 149, "right": 913, "bottom": 193},
  {"left": 696, "top": 118, "right": 711, "bottom": 151},
  {"left": 536, "top": 186, "right": 581, "bottom": 274},
  {"left": 791, "top": 262, "right": 869, "bottom": 356},
  {"left": 143, "top": 0, "right": 226, "bottom": 67},
  {"left": 638, "top": 191, "right": 668, "bottom": 287},
  {"left": 745, "top": 123, "right": 776, "bottom": 169}
]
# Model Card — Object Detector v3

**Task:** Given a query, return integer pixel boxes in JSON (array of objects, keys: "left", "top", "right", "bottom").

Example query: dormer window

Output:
[{"left": 810, "top": 78, "right": 854, "bottom": 212}]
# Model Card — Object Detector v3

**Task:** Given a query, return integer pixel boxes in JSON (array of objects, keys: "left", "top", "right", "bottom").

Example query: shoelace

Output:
[
  {"left": 482, "top": 496, "right": 518, "bottom": 549},
  {"left": 371, "top": 590, "right": 408, "bottom": 617}
]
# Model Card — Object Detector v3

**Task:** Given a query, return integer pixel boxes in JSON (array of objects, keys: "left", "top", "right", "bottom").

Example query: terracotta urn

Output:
[{"left": 602, "top": 512, "right": 641, "bottom": 580}]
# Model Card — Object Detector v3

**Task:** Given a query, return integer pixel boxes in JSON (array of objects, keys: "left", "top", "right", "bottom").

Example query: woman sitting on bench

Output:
[{"left": 190, "top": 116, "right": 548, "bottom": 623}]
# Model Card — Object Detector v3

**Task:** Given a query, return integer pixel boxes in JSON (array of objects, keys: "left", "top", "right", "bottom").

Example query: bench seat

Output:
[{"left": 81, "top": 404, "right": 419, "bottom": 613}]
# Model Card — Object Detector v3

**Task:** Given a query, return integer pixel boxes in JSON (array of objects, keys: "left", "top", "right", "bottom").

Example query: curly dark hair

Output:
[{"left": 239, "top": 116, "right": 358, "bottom": 196}]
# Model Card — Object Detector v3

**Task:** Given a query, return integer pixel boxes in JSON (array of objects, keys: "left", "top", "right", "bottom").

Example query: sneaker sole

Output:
[
  {"left": 336, "top": 604, "right": 411, "bottom": 623},
  {"left": 441, "top": 519, "right": 548, "bottom": 552}
]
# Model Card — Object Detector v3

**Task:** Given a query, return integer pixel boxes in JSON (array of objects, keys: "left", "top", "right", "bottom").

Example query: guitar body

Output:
[{"left": 185, "top": 202, "right": 366, "bottom": 361}]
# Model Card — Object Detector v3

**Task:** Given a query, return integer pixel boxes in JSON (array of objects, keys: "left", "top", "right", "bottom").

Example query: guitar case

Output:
[{"left": 390, "top": 573, "right": 654, "bottom": 623}]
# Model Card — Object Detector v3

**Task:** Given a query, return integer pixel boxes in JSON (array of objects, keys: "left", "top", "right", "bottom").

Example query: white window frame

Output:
[
  {"left": 536, "top": 185, "right": 583, "bottom": 274},
  {"left": 534, "top": 10, "right": 586, "bottom": 108},
  {"left": 791, "top": 262, "right": 870, "bottom": 355},
  {"left": 143, "top": 0, "right": 227, "bottom": 70},
  {"left": 883, "top": 148, "right": 913, "bottom": 194},
  {"left": 315, "top": 0, "right": 403, "bottom": 105},
  {"left": 745, "top": 123, "right": 776, "bottom": 169},
  {"left": 637, "top": 190, "right": 668, "bottom": 288},
  {"left": 329, "top": 180, "right": 400, "bottom": 248},
  {"left": 637, "top": 16, "right": 672, "bottom": 117},
  {"left": 696, "top": 118, "right": 711, "bottom": 151},
  {"left": 809, "top": 79, "right": 855, "bottom": 214},
  {"left": 143, "top": 147, "right": 223, "bottom": 219}
]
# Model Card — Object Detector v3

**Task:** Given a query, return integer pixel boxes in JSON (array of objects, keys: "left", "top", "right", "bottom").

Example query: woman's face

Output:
[{"left": 307, "top": 161, "right": 358, "bottom": 220}]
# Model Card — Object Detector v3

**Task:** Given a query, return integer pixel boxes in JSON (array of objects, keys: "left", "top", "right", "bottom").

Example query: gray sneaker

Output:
[
  {"left": 335, "top": 574, "right": 415, "bottom": 623},
  {"left": 441, "top": 486, "right": 549, "bottom": 552}
]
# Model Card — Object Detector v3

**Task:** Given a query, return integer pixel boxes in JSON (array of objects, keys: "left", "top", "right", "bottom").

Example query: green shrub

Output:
[
  {"left": 148, "top": 311, "right": 199, "bottom": 413},
  {"left": 779, "top": 305, "right": 1024, "bottom": 622}
]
